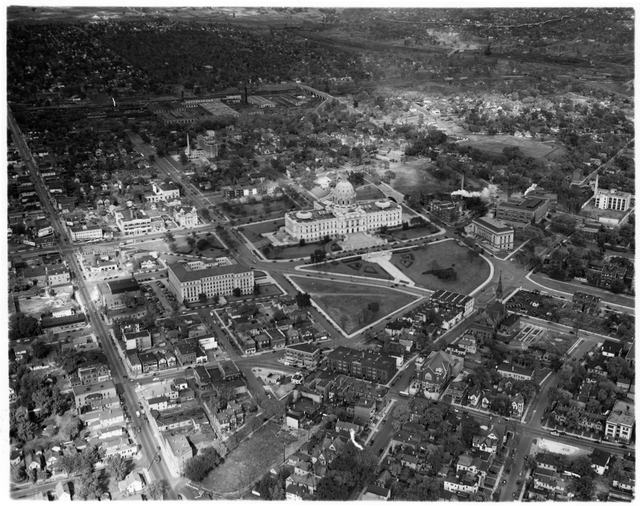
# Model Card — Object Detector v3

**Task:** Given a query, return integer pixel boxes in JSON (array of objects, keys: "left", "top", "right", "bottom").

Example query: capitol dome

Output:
[{"left": 332, "top": 180, "right": 356, "bottom": 206}]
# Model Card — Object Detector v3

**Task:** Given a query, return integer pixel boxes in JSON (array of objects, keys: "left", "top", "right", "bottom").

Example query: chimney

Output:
[
  {"left": 594, "top": 173, "right": 599, "bottom": 195},
  {"left": 461, "top": 173, "right": 465, "bottom": 191}
]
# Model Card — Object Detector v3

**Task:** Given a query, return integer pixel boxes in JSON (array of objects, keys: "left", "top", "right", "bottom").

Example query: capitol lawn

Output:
[
  {"left": 390, "top": 240, "right": 491, "bottom": 295},
  {"left": 303, "top": 257, "right": 393, "bottom": 281},
  {"left": 292, "top": 276, "right": 419, "bottom": 334}
]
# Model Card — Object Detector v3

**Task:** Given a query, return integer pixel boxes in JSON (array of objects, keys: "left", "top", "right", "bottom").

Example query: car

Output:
[
  {"left": 122, "top": 375, "right": 128, "bottom": 379},
  {"left": 153, "top": 378, "right": 160, "bottom": 382},
  {"left": 517, "top": 480, "right": 521, "bottom": 485},
  {"left": 502, "top": 480, "right": 507, "bottom": 485}
]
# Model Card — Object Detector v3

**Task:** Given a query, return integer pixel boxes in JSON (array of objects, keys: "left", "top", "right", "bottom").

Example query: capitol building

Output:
[{"left": 282, "top": 180, "right": 402, "bottom": 243}]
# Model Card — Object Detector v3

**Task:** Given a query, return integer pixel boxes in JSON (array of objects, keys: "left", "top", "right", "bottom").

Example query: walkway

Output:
[{"left": 365, "top": 251, "right": 415, "bottom": 286}]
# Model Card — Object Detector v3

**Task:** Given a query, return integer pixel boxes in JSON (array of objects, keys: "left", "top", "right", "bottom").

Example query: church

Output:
[{"left": 283, "top": 180, "right": 402, "bottom": 243}]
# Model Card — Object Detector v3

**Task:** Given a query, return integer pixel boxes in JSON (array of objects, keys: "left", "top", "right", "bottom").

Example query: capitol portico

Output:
[{"left": 280, "top": 180, "right": 402, "bottom": 244}]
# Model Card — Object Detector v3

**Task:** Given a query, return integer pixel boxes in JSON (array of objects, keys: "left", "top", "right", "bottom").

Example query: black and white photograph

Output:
[{"left": 5, "top": 4, "right": 636, "bottom": 501}]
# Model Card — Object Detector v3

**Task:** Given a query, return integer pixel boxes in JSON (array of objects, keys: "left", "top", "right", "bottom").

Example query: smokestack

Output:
[
  {"left": 461, "top": 173, "right": 465, "bottom": 191},
  {"left": 244, "top": 86, "right": 248, "bottom": 105},
  {"left": 594, "top": 173, "right": 599, "bottom": 196}
]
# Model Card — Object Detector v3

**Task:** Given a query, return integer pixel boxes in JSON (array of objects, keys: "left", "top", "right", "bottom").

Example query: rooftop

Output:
[
  {"left": 473, "top": 216, "right": 514, "bottom": 233},
  {"left": 167, "top": 261, "right": 251, "bottom": 282}
]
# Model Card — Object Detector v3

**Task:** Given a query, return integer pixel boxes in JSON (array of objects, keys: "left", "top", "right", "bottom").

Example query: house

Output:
[
  {"left": 536, "top": 453, "right": 558, "bottom": 472},
  {"left": 361, "top": 484, "right": 391, "bottom": 501},
  {"left": 416, "top": 351, "right": 455, "bottom": 399},
  {"left": 602, "top": 340, "right": 625, "bottom": 358},
  {"left": 590, "top": 449, "right": 611, "bottom": 476},
  {"left": 472, "top": 423, "right": 505, "bottom": 454},
  {"left": 55, "top": 481, "right": 72, "bottom": 501},
  {"left": 118, "top": 472, "right": 145, "bottom": 494},
  {"left": 511, "top": 393, "right": 525, "bottom": 417}
]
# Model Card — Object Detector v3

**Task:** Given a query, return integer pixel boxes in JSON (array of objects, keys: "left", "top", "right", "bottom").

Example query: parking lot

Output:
[{"left": 141, "top": 279, "right": 176, "bottom": 316}]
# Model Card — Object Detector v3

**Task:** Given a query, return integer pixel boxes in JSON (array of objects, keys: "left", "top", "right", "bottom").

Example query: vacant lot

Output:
[
  {"left": 304, "top": 257, "right": 393, "bottom": 280},
  {"left": 292, "top": 276, "right": 418, "bottom": 334},
  {"left": 458, "top": 134, "right": 565, "bottom": 160},
  {"left": 203, "top": 422, "right": 301, "bottom": 495},
  {"left": 389, "top": 240, "right": 490, "bottom": 294}
]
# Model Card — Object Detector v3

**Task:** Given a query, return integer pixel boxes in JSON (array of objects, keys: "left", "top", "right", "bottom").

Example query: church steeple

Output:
[{"left": 496, "top": 270, "right": 503, "bottom": 302}]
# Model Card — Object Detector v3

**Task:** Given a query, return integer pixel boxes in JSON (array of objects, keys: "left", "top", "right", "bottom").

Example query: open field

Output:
[
  {"left": 303, "top": 257, "right": 393, "bottom": 280},
  {"left": 355, "top": 184, "right": 385, "bottom": 201},
  {"left": 389, "top": 240, "right": 490, "bottom": 294},
  {"left": 458, "top": 134, "right": 566, "bottom": 160},
  {"left": 291, "top": 276, "right": 418, "bottom": 334},
  {"left": 241, "top": 219, "right": 284, "bottom": 243},
  {"left": 203, "top": 421, "right": 302, "bottom": 495}
]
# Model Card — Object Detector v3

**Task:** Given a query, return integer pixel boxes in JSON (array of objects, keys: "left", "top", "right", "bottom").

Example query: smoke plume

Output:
[
  {"left": 524, "top": 183, "right": 537, "bottom": 196},
  {"left": 350, "top": 429, "right": 364, "bottom": 450},
  {"left": 451, "top": 187, "right": 492, "bottom": 200}
]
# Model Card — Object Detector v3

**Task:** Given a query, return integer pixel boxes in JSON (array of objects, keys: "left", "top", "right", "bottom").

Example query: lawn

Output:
[
  {"left": 458, "top": 134, "right": 565, "bottom": 159},
  {"left": 355, "top": 184, "right": 385, "bottom": 200},
  {"left": 263, "top": 242, "right": 323, "bottom": 260},
  {"left": 303, "top": 257, "right": 393, "bottom": 280},
  {"left": 291, "top": 276, "right": 419, "bottom": 334},
  {"left": 203, "top": 422, "right": 301, "bottom": 495},
  {"left": 384, "top": 223, "right": 440, "bottom": 241},
  {"left": 389, "top": 240, "right": 490, "bottom": 295},
  {"left": 241, "top": 219, "right": 285, "bottom": 239}
]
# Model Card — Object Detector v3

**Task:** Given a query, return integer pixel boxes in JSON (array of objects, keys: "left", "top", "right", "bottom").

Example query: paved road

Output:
[{"left": 8, "top": 109, "right": 179, "bottom": 500}]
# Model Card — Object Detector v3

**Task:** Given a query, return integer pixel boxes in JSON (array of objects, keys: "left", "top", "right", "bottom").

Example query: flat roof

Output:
[
  {"left": 473, "top": 216, "right": 514, "bottom": 233},
  {"left": 107, "top": 278, "right": 140, "bottom": 295},
  {"left": 168, "top": 261, "right": 251, "bottom": 283}
]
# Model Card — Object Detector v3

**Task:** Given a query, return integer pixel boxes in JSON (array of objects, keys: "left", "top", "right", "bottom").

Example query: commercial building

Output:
[
  {"left": 593, "top": 175, "right": 633, "bottom": 212},
  {"left": 72, "top": 380, "right": 117, "bottom": 409},
  {"left": 145, "top": 182, "right": 180, "bottom": 204},
  {"left": 497, "top": 363, "right": 534, "bottom": 381},
  {"left": 124, "top": 329, "right": 152, "bottom": 351},
  {"left": 167, "top": 260, "right": 254, "bottom": 303},
  {"left": 430, "top": 290, "right": 475, "bottom": 318},
  {"left": 495, "top": 197, "right": 550, "bottom": 225},
  {"left": 326, "top": 346, "right": 397, "bottom": 384},
  {"left": 97, "top": 278, "right": 141, "bottom": 310},
  {"left": 69, "top": 225, "right": 103, "bottom": 242},
  {"left": 196, "top": 130, "right": 218, "bottom": 158},
  {"left": 284, "top": 180, "right": 402, "bottom": 242},
  {"left": 604, "top": 400, "right": 635, "bottom": 444},
  {"left": 469, "top": 217, "right": 514, "bottom": 250},
  {"left": 115, "top": 209, "right": 152, "bottom": 236},
  {"left": 284, "top": 343, "right": 321, "bottom": 370},
  {"left": 429, "top": 200, "right": 460, "bottom": 223}
]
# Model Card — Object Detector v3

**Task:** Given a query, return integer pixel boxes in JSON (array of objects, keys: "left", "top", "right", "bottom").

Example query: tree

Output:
[
  {"left": 106, "top": 455, "right": 129, "bottom": 481},
  {"left": 392, "top": 401, "right": 411, "bottom": 431},
  {"left": 610, "top": 279, "right": 626, "bottom": 294},
  {"left": 147, "top": 479, "right": 169, "bottom": 500},
  {"left": 232, "top": 287, "right": 243, "bottom": 297},
  {"left": 75, "top": 472, "right": 104, "bottom": 500},
  {"left": 10, "top": 464, "right": 26, "bottom": 483},
  {"left": 31, "top": 340, "right": 49, "bottom": 359},
  {"left": 164, "top": 230, "right": 175, "bottom": 243},
  {"left": 367, "top": 301, "right": 380, "bottom": 313},
  {"left": 198, "top": 293, "right": 208, "bottom": 303},
  {"left": 295, "top": 292, "right": 311, "bottom": 308},
  {"left": 9, "top": 312, "right": 41, "bottom": 341},
  {"left": 200, "top": 207, "right": 211, "bottom": 222},
  {"left": 186, "top": 236, "right": 196, "bottom": 250},
  {"left": 180, "top": 151, "right": 188, "bottom": 165},
  {"left": 298, "top": 238, "right": 306, "bottom": 247},
  {"left": 197, "top": 238, "right": 210, "bottom": 251},
  {"left": 310, "top": 248, "right": 327, "bottom": 264}
]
